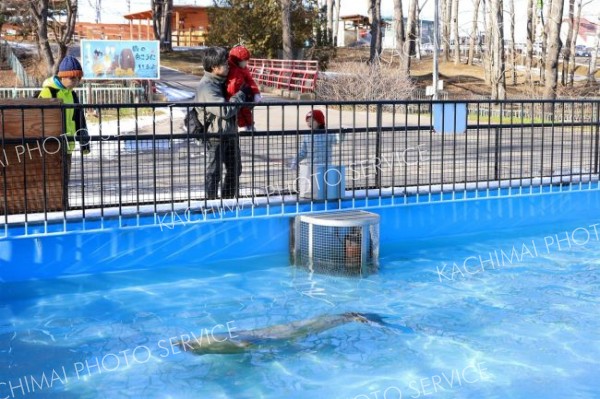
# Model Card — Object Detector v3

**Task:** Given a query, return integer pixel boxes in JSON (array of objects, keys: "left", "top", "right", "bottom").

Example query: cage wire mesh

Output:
[{"left": 292, "top": 211, "right": 380, "bottom": 276}]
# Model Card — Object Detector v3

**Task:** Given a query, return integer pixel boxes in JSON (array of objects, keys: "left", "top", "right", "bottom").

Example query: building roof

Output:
[{"left": 124, "top": 5, "right": 210, "bottom": 20}]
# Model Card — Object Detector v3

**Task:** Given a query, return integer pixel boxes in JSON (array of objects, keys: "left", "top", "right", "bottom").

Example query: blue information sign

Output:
[{"left": 81, "top": 40, "right": 160, "bottom": 80}]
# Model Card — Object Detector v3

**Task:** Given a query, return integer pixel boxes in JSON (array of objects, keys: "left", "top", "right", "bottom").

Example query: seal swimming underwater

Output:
[{"left": 176, "top": 312, "right": 390, "bottom": 355}]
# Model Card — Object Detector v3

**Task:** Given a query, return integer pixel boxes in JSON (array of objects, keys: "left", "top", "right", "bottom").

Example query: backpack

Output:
[{"left": 184, "top": 108, "right": 214, "bottom": 142}]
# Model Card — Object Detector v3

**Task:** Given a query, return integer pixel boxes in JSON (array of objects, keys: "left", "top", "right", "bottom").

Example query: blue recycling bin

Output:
[{"left": 433, "top": 103, "right": 468, "bottom": 134}]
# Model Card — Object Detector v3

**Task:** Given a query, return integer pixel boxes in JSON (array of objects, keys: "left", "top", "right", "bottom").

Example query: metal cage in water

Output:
[{"left": 291, "top": 210, "right": 380, "bottom": 276}]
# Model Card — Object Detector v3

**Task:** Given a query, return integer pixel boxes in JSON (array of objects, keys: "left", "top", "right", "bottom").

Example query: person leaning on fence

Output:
[
  {"left": 38, "top": 55, "right": 91, "bottom": 185},
  {"left": 225, "top": 45, "right": 262, "bottom": 132},
  {"left": 286, "top": 110, "right": 343, "bottom": 198},
  {"left": 196, "top": 46, "right": 253, "bottom": 199}
]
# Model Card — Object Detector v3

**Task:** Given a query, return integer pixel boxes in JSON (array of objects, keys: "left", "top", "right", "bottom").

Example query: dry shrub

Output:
[
  {"left": 304, "top": 46, "right": 336, "bottom": 70},
  {"left": 316, "top": 61, "right": 415, "bottom": 101},
  {"left": 555, "top": 81, "right": 599, "bottom": 99}
]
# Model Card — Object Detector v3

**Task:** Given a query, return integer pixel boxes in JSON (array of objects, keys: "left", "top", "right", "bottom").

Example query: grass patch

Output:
[
  {"left": 467, "top": 114, "right": 551, "bottom": 124},
  {"left": 160, "top": 49, "right": 206, "bottom": 76},
  {"left": 408, "top": 112, "right": 551, "bottom": 125}
]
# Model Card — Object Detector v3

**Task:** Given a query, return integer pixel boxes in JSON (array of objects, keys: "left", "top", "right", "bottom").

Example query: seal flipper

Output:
[{"left": 346, "top": 312, "right": 415, "bottom": 335}]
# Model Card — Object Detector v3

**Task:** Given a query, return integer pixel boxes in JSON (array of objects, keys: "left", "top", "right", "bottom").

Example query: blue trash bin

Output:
[{"left": 433, "top": 103, "right": 467, "bottom": 134}]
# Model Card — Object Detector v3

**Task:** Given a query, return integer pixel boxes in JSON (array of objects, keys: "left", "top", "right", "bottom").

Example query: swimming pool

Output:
[{"left": 1, "top": 188, "right": 599, "bottom": 398}]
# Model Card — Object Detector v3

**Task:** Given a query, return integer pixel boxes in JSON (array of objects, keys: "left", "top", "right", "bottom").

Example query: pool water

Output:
[{"left": 1, "top": 219, "right": 599, "bottom": 399}]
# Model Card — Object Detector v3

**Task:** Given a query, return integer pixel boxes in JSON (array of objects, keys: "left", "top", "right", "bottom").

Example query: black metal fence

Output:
[{"left": 1, "top": 99, "right": 599, "bottom": 223}]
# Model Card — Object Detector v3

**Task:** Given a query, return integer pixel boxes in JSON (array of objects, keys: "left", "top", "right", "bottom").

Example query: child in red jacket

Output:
[{"left": 226, "top": 45, "right": 262, "bottom": 131}]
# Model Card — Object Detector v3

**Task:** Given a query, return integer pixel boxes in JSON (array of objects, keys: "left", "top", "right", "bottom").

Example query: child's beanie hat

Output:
[{"left": 57, "top": 56, "right": 83, "bottom": 78}]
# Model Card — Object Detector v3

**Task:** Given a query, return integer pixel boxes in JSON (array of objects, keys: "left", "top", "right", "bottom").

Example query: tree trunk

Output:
[
  {"left": 152, "top": 0, "right": 162, "bottom": 41},
  {"left": 369, "top": 0, "right": 383, "bottom": 63},
  {"left": 394, "top": 0, "right": 405, "bottom": 54},
  {"left": 327, "top": 0, "right": 334, "bottom": 45},
  {"left": 539, "top": 0, "right": 551, "bottom": 86},
  {"left": 508, "top": 0, "right": 516, "bottom": 85},
  {"left": 281, "top": 0, "right": 293, "bottom": 59},
  {"left": 452, "top": 0, "right": 460, "bottom": 64},
  {"left": 334, "top": 0, "right": 342, "bottom": 46},
  {"left": 569, "top": 0, "right": 584, "bottom": 86},
  {"left": 415, "top": 4, "right": 424, "bottom": 60},
  {"left": 404, "top": 0, "right": 418, "bottom": 73},
  {"left": 29, "top": 0, "right": 54, "bottom": 77},
  {"left": 562, "top": 0, "right": 575, "bottom": 86},
  {"left": 152, "top": 0, "right": 172, "bottom": 52},
  {"left": 543, "top": 0, "right": 564, "bottom": 98},
  {"left": 467, "top": 0, "right": 481, "bottom": 65},
  {"left": 50, "top": 0, "right": 78, "bottom": 72},
  {"left": 525, "top": 0, "right": 534, "bottom": 85},
  {"left": 490, "top": 0, "right": 505, "bottom": 99},
  {"left": 483, "top": 0, "right": 491, "bottom": 85},
  {"left": 442, "top": 0, "right": 452, "bottom": 61}
]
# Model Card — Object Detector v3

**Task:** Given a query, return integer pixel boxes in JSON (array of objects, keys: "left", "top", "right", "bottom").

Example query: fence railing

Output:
[
  {"left": 248, "top": 59, "right": 319, "bottom": 93},
  {"left": 1, "top": 99, "right": 599, "bottom": 234},
  {"left": 0, "top": 86, "right": 145, "bottom": 104},
  {"left": 0, "top": 40, "right": 40, "bottom": 87}
]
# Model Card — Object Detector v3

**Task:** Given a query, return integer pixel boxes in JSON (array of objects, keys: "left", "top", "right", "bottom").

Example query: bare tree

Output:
[
  {"left": 87, "top": 0, "right": 101, "bottom": 24},
  {"left": 467, "top": 0, "right": 480, "bottom": 65},
  {"left": 452, "top": 0, "right": 460, "bottom": 64},
  {"left": 404, "top": 0, "right": 418, "bottom": 73},
  {"left": 525, "top": 0, "right": 535, "bottom": 85},
  {"left": 326, "top": 0, "right": 334, "bottom": 45},
  {"left": 508, "top": 0, "right": 516, "bottom": 85},
  {"left": 152, "top": 0, "right": 173, "bottom": 52},
  {"left": 543, "top": 0, "right": 564, "bottom": 98},
  {"left": 393, "top": 0, "right": 405, "bottom": 55},
  {"left": 334, "top": 0, "right": 342, "bottom": 46},
  {"left": 369, "top": 0, "right": 383, "bottom": 64},
  {"left": 539, "top": 0, "right": 552, "bottom": 86},
  {"left": 29, "top": 0, "right": 54, "bottom": 76},
  {"left": 561, "top": 0, "right": 575, "bottom": 86},
  {"left": 415, "top": 0, "right": 429, "bottom": 60},
  {"left": 48, "top": 0, "right": 78, "bottom": 71},
  {"left": 281, "top": 0, "right": 293, "bottom": 59},
  {"left": 490, "top": 0, "right": 505, "bottom": 99},
  {"left": 441, "top": 0, "right": 452, "bottom": 61},
  {"left": 483, "top": 0, "right": 491, "bottom": 85}
]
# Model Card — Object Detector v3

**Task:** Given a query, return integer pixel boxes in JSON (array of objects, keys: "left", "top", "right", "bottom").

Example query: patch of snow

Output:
[{"left": 155, "top": 82, "right": 196, "bottom": 101}]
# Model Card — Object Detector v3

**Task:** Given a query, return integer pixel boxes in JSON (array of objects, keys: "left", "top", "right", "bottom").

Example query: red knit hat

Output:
[
  {"left": 306, "top": 110, "right": 325, "bottom": 126},
  {"left": 229, "top": 46, "right": 251, "bottom": 63},
  {"left": 57, "top": 56, "right": 83, "bottom": 78}
]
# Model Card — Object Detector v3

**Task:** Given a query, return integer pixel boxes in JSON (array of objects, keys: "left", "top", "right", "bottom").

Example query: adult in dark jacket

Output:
[{"left": 196, "top": 47, "right": 251, "bottom": 199}]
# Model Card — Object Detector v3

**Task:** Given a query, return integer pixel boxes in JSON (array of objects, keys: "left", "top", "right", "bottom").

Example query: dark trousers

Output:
[{"left": 205, "top": 136, "right": 242, "bottom": 199}]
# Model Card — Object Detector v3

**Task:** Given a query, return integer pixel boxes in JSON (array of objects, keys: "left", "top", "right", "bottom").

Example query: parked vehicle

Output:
[{"left": 575, "top": 45, "right": 591, "bottom": 57}]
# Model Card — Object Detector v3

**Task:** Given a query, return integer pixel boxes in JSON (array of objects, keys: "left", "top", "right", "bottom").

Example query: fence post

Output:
[
  {"left": 594, "top": 101, "right": 600, "bottom": 175},
  {"left": 375, "top": 103, "right": 383, "bottom": 188},
  {"left": 494, "top": 126, "right": 501, "bottom": 181}
]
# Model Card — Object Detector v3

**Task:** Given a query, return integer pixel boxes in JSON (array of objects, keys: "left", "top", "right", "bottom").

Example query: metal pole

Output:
[{"left": 432, "top": 0, "right": 439, "bottom": 100}]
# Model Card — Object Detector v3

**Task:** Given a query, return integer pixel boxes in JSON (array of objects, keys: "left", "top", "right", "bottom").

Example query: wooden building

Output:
[{"left": 124, "top": 6, "right": 210, "bottom": 47}]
